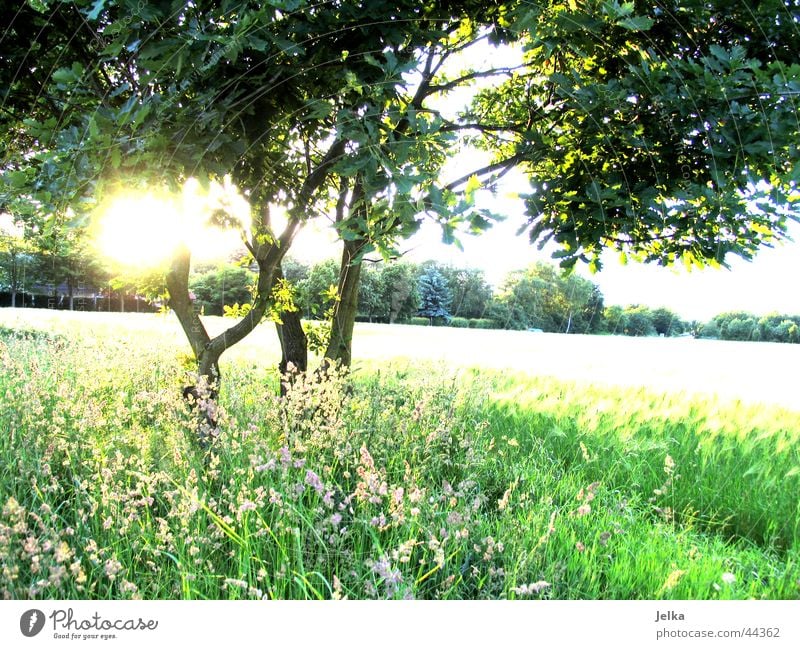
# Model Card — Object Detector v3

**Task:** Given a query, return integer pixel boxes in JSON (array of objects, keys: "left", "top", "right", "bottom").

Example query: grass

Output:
[{"left": 0, "top": 310, "right": 798, "bottom": 600}]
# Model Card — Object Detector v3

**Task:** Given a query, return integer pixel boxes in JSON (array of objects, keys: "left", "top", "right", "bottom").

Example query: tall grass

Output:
[{"left": 0, "top": 317, "right": 798, "bottom": 599}]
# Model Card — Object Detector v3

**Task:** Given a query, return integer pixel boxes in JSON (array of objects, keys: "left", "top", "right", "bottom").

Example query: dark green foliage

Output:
[
  {"left": 189, "top": 265, "right": 255, "bottom": 316},
  {"left": 296, "top": 260, "right": 340, "bottom": 319},
  {"left": 378, "top": 263, "right": 419, "bottom": 324},
  {"left": 408, "top": 317, "right": 430, "bottom": 326},
  {"left": 469, "top": 318, "right": 497, "bottom": 329},
  {"left": 651, "top": 307, "right": 686, "bottom": 337},
  {"left": 431, "top": 264, "right": 493, "bottom": 320},
  {"left": 622, "top": 306, "right": 657, "bottom": 337},
  {"left": 701, "top": 311, "right": 800, "bottom": 343},
  {"left": 448, "top": 317, "right": 470, "bottom": 328},
  {"left": 490, "top": 262, "right": 604, "bottom": 333}
]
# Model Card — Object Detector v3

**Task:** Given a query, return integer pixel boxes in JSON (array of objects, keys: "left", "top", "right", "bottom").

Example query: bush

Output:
[
  {"left": 408, "top": 317, "right": 430, "bottom": 326},
  {"left": 448, "top": 317, "right": 469, "bottom": 328},
  {"left": 469, "top": 318, "right": 497, "bottom": 329}
]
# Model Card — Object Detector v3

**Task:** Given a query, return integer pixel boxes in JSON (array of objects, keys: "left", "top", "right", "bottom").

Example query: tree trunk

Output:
[
  {"left": 324, "top": 238, "right": 365, "bottom": 367},
  {"left": 274, "top": 267, "right": 308, "bottom": 395},
  {"left": 10, "top": 254, "right": 17, "bottom": 308}
]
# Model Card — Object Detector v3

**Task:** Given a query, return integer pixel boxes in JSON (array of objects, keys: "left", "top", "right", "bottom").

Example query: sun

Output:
[
  {"left": 95, "top": 192, "right": 184, "bottom": 267},
  {"left": 95, "top": 179, "right": 248, "bottom": 269}
]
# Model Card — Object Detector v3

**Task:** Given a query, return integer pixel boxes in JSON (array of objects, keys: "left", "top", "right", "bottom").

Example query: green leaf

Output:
[
  {"left": 464, "top": 174, "right": 481, "bottom": 204},
  {"left": 617, "top": 15, "right": 654, "bottom": 31}
]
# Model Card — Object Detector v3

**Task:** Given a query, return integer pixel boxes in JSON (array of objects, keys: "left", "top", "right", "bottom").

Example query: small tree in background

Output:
[{"left": 417, "top": 268, "right": 452, "bottom": 325}]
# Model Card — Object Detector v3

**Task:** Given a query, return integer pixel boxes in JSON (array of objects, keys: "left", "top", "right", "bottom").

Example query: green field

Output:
[{"left": 1, "top": 310, "right": 798, "bottom": 600}]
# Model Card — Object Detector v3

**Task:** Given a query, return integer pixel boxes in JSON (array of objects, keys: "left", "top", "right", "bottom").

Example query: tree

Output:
[
  {"left": 469, "top": 1, "right": 800, "bottom": 270},
  {"left": 651, "top": 307, "right": 685, "bottom": 337},
  {"left": 603, "top": 305, "right": 627, "bottom": 336},
  {"left": 3, "top": 0, "right": 799, "bottom": 392},
  {"left": 434, "top": 264, "right": 493, "bottom": 320},
  {"left": 0, "top": 213, "right": 31, "bottom": 308},
  {"left": 489, "top": 262, "right": 603, "bottom": 333},
  {"left": 357, "top": 264, "right": 387, "bottom": 323},
  {"left": 417, "top": 268, "right": 452, "bottom": 324},
  {"left": 189, "top": 265, "right": 255, "bottom": 317},
  {"left": 298, "top": 260, "right": 340, "bottom": 320},
  {"left": 623, "top": 306, "right": 656, "bottom": 337},
  {"left": 380, "top": 262, "right": 419, "bottom": 324},
  {"left": 2, "top": 0, "right": 499, "bottom": 389}
]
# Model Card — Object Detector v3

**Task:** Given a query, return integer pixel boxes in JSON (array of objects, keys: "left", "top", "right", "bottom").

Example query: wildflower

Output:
[
  {"left": 369, "top": 556, "right": 403, "bottom": 597},
  {"left": 664, "top": 455, "right": 676, "bottom": 476},
  {"left": 49, "top": 564, "right": 66, "bottom": 587},
  {"left": 332, "top": 575, "right": 345, "bottom": 600},
  {"left": 580, "top": 442, "right": 592, "bottom": 462},
  {"left": 599, "top": 532, "right": 612, "bottom": 547},
  {"left": 447, "top": 511, "right": 464, "bottom": 526},
  {"left": 54, "top": 541, "right": 72, "bottom": 563},
  {"left": 239, "top": 501, "right": 257, "bottom": 513},
  {"left": 104, "top": 558, "right": 123, "bottom": 579},
  {"left": 255, "top": 459, "right": 276, "bottom": 472},
  {"left": 3, "top": 497, "right": 22, "bottom": 518},
  {"left": 223, "top": 578, "right": 249, "bottom": 589},
  {"left": 575, "top": 504, "right": 591, "bottom": 517},
  {"left": 71, "top": 562, "right": 87, "bottom": 585},
  {"left": 575, "top": 541, "right": 586, "bottom": 552},
  {"left": 330, "top": 513, "right": 343, "bottom": 527},
  {"left": 268, "top": 489, "right": 283, "bottom": 506},
  {"left": 305, "top": 469, "right": 324, "bottom": 494},
  {"left": 120, "top": 580, "right": 138, "bottom": 595},
  {"left": 513, "top": 581, "right": 551, "bottom": 596},
  {"left": 721, "top": 572, "right": 736, "bottom": 585},
  {"left": 103, "top": 517, "right": 114, "bottom": 530}
]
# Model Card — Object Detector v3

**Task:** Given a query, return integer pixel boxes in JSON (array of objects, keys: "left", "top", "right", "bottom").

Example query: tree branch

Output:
[{"left": 443, "top": 150, "right": 531, "bottom": 193}]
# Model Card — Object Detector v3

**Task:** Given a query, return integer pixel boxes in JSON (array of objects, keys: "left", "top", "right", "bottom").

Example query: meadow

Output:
[{"left": 0, "top": 309, "right": 798, "bottom": 600}]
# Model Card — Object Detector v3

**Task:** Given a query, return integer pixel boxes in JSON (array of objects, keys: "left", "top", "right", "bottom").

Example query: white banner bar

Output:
[{"left": 1, "top": 600, "right": 797, "bottom": 648}]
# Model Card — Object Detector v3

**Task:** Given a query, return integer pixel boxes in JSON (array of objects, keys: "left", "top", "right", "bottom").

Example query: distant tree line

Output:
[
  {"left": 181, "top": 257, "right": 800, "bottom": 344},
  {"left": 4, "top": 246, "right": 799, "bottom": 344},
  {"left": 697, "top": 312, "right": 800, "bottom": 344}
]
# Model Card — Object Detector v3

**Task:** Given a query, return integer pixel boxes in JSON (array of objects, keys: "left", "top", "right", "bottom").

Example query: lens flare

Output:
[{"left": 95, "top": 179, "right": 247, "bottom": 269}]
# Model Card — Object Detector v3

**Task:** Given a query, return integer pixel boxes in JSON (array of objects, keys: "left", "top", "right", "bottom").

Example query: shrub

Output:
[
  {"left": 469, "top": 318, "right": 497, "bottom": 329},
  {"left": 408, "top": 317, "right": 430, "bottom": 326},
  {"left": 448, "top": 317, "right": 469, "bottom": 328}
]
